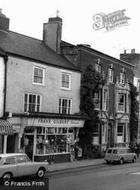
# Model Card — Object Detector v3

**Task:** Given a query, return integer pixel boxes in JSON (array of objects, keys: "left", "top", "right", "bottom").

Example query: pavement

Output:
[
  {"left": 48, "top": 156, "right": 140, "bottom": 172},
  {"left": 48, "top": 158, "right": 105, "bottom": 172}
]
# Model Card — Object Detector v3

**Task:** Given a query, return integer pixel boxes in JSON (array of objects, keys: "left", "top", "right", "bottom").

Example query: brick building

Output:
[{"left": 60, "top": 42, "right": 134, "bottom": 152}]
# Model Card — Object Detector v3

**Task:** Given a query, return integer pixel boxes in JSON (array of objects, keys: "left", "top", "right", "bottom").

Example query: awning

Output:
[{"left": 0, "top": 119, "right": 13, "bottom": 135}]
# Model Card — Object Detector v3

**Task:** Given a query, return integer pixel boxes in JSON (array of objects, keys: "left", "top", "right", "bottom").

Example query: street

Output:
[{"left": 49, "top": 162, "right": 140, "bottom": 190}]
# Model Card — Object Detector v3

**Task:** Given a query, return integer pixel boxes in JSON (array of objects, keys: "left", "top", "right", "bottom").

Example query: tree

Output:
[
  {"left": 129, "top": 83, "right": 139, "bottom": 143},
  {"left": 78, "top": 65, "right": 106, "bottom": 158}
]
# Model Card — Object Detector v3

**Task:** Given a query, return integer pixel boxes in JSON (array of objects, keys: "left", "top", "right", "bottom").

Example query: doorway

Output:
[{"left": 7, "top": 134, "right": 16, "bottom": 153}]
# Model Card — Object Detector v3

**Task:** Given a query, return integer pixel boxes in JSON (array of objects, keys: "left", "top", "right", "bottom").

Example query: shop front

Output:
[{"left": 21, "top": 116, "right": 85, "bottom": 163}]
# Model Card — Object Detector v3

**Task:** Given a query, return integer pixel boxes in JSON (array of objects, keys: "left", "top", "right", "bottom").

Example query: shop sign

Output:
[{"left": 28, "top": 118, "right": 85, "bottom": 128}]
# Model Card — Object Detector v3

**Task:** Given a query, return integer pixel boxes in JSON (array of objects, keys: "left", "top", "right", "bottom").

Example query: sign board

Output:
[{"left": 27, "top": 118, "right": 85, "bottom": 128}]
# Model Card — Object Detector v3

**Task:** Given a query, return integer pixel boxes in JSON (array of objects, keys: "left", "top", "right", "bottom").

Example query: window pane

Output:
[
  {"left": 34, "top": 67, "right": 44, "bottom": 84},
  {"left": 24, "top": 94, "right": 41, "bottom": 113},
  {"left": 62, "top": 73, "right": 70, "bottom": 88}
]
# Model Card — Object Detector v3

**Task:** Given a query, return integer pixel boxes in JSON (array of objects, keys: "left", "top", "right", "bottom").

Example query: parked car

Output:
[
  {"left": 104, "top": 147, "right": 137, "bottom": 164},
  {"left": 0, "top": 153, "right": 48, "bottom": 181}
]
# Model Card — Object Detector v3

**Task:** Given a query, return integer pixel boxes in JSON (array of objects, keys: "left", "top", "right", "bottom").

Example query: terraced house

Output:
[{"left": 0, "top": 10, "right": 85, "bottom": 163}]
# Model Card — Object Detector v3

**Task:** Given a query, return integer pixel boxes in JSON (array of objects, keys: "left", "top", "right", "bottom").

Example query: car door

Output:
[
  {"left": 127, "top": 149, "right": 134, "bottom": 161},
  {"left": 16, "top": 155, "right": 35, "bottom": 177}
]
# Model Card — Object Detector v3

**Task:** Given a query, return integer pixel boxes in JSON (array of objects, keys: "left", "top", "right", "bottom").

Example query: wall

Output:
[
  {"left": 0, "top": 57, "right": 5, "bottom": 117},
  {"left": 6, "top": 56, "right": 81, "bottom": 114}
]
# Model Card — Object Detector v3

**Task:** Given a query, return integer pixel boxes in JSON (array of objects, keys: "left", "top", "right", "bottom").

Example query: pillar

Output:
[{"left": 3, "top": 135, "right": 7, "bottom": 153}]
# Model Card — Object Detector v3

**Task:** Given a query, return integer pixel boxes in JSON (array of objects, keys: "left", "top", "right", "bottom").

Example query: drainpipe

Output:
[{"left": 3, "top": 55, "right": 8, "bottom": 118}]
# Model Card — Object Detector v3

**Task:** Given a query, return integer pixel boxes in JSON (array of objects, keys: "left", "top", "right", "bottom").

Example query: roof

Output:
[
  {"left": 0, "top": 30, "right": 79, "bottom": 72},
  {"left": 61, "top": 40, "right": 134, "bottom": 69}
]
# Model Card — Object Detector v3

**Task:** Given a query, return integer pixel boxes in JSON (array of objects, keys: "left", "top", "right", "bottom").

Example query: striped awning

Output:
[{"left": 0, "top": 119, "right": 13, "bottom": 135}]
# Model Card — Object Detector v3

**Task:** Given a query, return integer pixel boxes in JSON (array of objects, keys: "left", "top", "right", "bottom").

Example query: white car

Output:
[
  {"left": 0, "top": 153, "right": 49, "bottom": 181},
  {"left": 104, "top": 147, "right": 137, "bottom": 164}
]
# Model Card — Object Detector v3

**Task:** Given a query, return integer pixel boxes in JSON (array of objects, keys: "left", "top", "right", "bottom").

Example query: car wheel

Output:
[
  {"left": 36, "top": 168, "right": 46, "bottom": 178},
  {"left": 132, "top": 157, "right": 136, "bottom": 163},
  {"left": 2, "top": 172, "right": 12, "bottom": 182},
  {"left": 120, "top": 158, "right": 124, "bottom": 164}
]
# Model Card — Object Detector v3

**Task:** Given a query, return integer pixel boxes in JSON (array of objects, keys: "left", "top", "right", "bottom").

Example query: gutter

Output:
[{"left": 3, "top": 55, "right": 8, "bottom": 118}]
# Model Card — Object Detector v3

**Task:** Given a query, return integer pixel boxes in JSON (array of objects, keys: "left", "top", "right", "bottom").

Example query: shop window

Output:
[
  {"left": 24, "top": 93, "right": 41, "bottom": 113},
  {"left": 61, "top": 72, "right": 71, "bottom": 90},
  {"left": 59, "top": 98, "right": 72, "bottom": 114},
  {"left": 34, "top": 127, "right": 75, "bottom": 155},
  {"left": 33, "top": 66, "right": 45, "bottom": 85}
]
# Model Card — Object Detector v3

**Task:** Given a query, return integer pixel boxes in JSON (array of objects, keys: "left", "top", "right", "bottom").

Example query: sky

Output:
[{"left": 0, "top": 0, "right": 140, "bottom": 58}]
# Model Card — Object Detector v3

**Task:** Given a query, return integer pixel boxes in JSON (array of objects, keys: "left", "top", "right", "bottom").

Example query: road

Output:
[{"left": 49, "top": 162, "right": 140, "bottom": 190}]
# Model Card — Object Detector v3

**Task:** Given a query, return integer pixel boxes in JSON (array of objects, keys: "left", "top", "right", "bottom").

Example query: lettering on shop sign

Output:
[
  {"left": 37, "top": 118, "right": 81, "bottom": 125},
  {"left": 38, "top": 118, "right": 69, "bottom": 124}
]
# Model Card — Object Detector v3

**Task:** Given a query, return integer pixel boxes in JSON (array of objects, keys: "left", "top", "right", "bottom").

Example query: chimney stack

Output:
[
  {"left": 0, "top": 9, "right": 10, "bottom": 31},
  {"left": 131, "top": 49, "right": 135, "bottom": 54},
  {"left": 43, "top": 15, "right": 62, "bottom": 54}
]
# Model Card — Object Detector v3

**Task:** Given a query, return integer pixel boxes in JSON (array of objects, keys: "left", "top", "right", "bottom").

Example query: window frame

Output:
[
  {"left": 59, "top": 98, "right": 72, "bottom": 115},
  {"left": 61, "top": 71, "right": 72, "bottom": 90},
  {"left": 102, "top": 88, "right": 109, "bottom": 111},
  {"left": 117, "top": 93, "right": 127, "bottom": 113},
  {"left": 108, "top": 68, "right": 114, "bottom": 83},
  {"left": 93, "top": 90, "right": 101, "bottom": 110},
  {"left": 24, "top": 93, "right": 42, "bottom": 113},
  {"left": 120, "top": 72, "right": 125, "bottom": 85},
  {"left": 33, "top": 66, "right": 45, "bottom": 86}
]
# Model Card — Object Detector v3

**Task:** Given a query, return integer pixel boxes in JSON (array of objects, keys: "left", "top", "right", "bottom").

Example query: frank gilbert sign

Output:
[{"left": 27, "top": 118, "right": 85, "bottom": 128}]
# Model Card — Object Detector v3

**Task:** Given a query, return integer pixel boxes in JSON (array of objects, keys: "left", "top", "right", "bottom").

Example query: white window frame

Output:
[
  {"left": 61, "top": 71, "right": 72, "bottom": 90},
  {"left": 120, "top": 72, "right": 125, "bottom": 84},
  {"left": 117, "top": 93, "right": 126, "bottom": 113},
  {"left": 95, "top": 63, "right": 101, "bottom": 73},
  {"left": 108, "top": 68, "right": 113, "bottom": 83},
  {"left": 117, "top": 123, "right": 124, "bottom": 143},
  {"left": 33, "top": 66, "right": 45, "bottom": 86},
  {"left": 93, "top": 91, "right": 101, "bottom": 110},
  {"left": 59, "top": 98, "right": 72, "bottom": 114},
  {"left": 24, "top": 93, "right": 42, "bottom": 113}
]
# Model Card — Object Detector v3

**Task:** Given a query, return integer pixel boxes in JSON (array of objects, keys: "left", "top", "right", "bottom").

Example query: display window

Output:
[{"left": 24, "top": 126, "right": 75, "bottom": 155}]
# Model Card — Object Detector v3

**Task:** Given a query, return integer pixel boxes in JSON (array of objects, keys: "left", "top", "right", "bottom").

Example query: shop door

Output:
[
  {"left": 25, "top": 135, "right": 34, "bottom": 160},
  {"left": 7, "top": 134, "right": 16, "bottom": 153}
]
